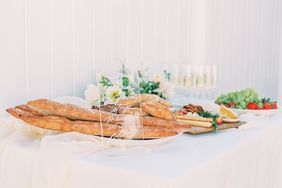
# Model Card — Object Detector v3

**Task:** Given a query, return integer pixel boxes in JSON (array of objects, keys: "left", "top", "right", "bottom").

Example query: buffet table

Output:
[{"left": 0, "top": 112, "right": 282, "bottom": 188}]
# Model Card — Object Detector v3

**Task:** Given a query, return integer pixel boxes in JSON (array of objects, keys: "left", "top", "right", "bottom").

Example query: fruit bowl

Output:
[
  {"left": 227, "top": 107, "right": 280, "bottom": 116},
  {"left": 215, "top": 88, "right": 280, "bottom": 116}
]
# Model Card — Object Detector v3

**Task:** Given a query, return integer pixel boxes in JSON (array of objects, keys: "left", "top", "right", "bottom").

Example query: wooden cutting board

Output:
[{"left": 186, "top": 121, "right": 246, "bottom": 134}]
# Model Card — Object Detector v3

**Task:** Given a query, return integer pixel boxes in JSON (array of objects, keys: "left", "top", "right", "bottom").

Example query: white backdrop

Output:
[{"left": 0, "top": 0, "right": 281, "bottom": 115}]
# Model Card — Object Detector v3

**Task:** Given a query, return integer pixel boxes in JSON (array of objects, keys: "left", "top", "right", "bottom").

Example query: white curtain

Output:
[
  {"left": 279, "top": 38, "right": 282, "bottom": 104},
  {"left": 0, "top": 0, "right": 282, "bottom": 114}
]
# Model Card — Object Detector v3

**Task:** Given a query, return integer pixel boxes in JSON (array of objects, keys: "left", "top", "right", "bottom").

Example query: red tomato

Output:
[
  {"left": 273, "top": 102, "right": 278, "bottom": 109},
  {"left": 247, "top": 102, "right": 258, "bottom": 110},
  {"left": 229, "top": 101, "right": 236, "bottom": 108},
  {"left": 263, "top": 103, "right": 273, "bottom": 110},
  {"left": 216, "top": 118, "right": 223, "bottom": 125}
]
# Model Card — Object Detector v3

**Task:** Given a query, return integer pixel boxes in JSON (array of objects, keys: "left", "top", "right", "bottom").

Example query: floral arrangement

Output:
[{"left": 84, "top": 65, "right": 174, "bottom": 105}]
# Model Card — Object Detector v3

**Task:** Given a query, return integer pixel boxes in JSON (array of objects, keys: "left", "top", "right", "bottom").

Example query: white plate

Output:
[
  {"left": 222, "top": 118, "right": 240, "bottom": 123},
  {"left": 53, "top": 96, "right": 181, "bottom": 146},
  {"left": 228, "top": 107, "right": 280, "bottom": 116},
  {"left": 90, "top": 134, "right": 182, "bottom": 147}
]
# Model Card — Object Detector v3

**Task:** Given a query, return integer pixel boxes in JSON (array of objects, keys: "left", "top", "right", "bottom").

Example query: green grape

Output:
[
  {"left": 240, "top": 102, "right": 247, "bottom": 108},
  {"left": 215, "top": 88, "right": 260, "bottom": 109}
]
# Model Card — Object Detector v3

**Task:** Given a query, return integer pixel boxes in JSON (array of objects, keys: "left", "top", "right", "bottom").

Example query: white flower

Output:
[
  {"left": 113, "top": 80, "right": 122, "bottom": 88},
  {"left": 105, "top": 86, "right": 125, "bottom": 104},
  {"left": 157, "top": 81, "right": 175, "bottom": 99},
  {"left": 84, "top": 84, "right": 100, "bottom": 105},
  {"left": 153, "top": 74, "right": 163, "bottom": 83},
  {"left": 128, "top": 74, "right": 134, "bottom": 83}
]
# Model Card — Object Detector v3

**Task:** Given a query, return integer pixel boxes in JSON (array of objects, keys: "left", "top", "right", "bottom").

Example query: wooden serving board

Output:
[{"left": 186, "top": 121, "right": 246, "bottom": 134}]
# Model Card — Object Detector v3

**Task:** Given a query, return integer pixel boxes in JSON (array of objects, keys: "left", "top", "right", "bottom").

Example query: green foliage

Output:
[
  {"left": 99, "top": 75, "right": 113, "bottom": 87},
  {"left": 119, "top": 64, "right": 134, "bottom": 97},
  {"left": 122, "top": 76, "right": 130, "bottom": 87},
  {"left": 136, "top": 70, "right": 167, "bottom": 99},
  {"left": 139, "top": 81, "right": 160, "bottom": 94}
]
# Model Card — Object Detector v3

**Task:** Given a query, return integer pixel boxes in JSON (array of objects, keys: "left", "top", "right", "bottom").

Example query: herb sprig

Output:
[{"left": 197, "top": 111, "right": 220, "bottom": 131}]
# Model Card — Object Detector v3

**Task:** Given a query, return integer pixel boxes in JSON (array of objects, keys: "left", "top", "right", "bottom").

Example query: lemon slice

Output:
[{"left": 220, "top": 106, "right": 238, "bottom": 119}]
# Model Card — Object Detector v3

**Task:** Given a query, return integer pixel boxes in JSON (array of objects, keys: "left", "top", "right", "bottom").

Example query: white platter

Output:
[
  {"left": 89, "top": 134, "right": 182, "bottom": 147},
  {"left": 11, "top": 115, "right": 182, "bottom": 147},
  {"left": 228, "top": 107, "right": 280, "bottom": 116}
]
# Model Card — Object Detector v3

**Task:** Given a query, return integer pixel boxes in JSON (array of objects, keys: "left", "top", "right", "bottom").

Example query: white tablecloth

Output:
[{"left": 0, "top": 112, "right": 282, "bottom": 188}]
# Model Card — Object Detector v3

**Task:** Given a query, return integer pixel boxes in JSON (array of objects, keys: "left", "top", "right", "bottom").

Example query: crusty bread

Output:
[
  {"left": 159, "top": 98, "right": 172, "bottom": 108},
  {"left": 117, "top": 95, "right": 143, "bottom": 107},
  {"left": 118, "top": 107, "right": 148, "bottom": 116},
  {"left": 27, "top": 99, "right": 128, "bottom": 124},
  {"left": 93, "top": 104, "right": 148, "bottom": 116},
  {"left": 7, "top": 107, "right": 73, "bottom": 132},
  {"left": 72, "top": 121, "right": 177, "bottom": 139},
  {"left": 6, "top": 107, "right": 177, "bottom": 139},
  {"left": 6, "top": 106, "right": 34, "bottom": 119},
  {"left": 16, "top": 105, "right": 46, "bottom": 116},
  {"left": 141, "top": 101, "right": 175, "bottom": 120},
  {"left": 118, "top": 94, "right": 172, "bottom": 107}
]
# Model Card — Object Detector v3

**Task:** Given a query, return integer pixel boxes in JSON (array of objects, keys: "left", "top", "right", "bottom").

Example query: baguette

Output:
[
  {"left": 118, "top": 94, "right": 172, "bottom": 107},
  {"left": 27, "top": 99, "right": 127, "bottom": 124},
  {"left": 117, "top": 96, "right": 141, "bottom": 107},
  {"left": 159, "top": 98, "right": 172, "bottom": 108},
  {"left": 72, "top": 121, "right": 177, "bottom": 139},
  {"left": 141, "top": 94, "right": 172, "bottom": 107},
  {"left": 7, "top": 107, "right": 73, "bottom": 132},
  {"left": 16, "top": 105, "right": 46, "bottom": 116},
  {"left": 141, "top": 101, "right": 175, "bottom": 120},
  {"left": 118, "top": 107, "right": 148, "bottom": 116}
]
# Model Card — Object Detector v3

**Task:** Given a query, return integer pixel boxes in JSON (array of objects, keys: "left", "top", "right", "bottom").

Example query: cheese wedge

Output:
[{"left": 220, "top": 106, "right": 238, "bottom": 119}]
